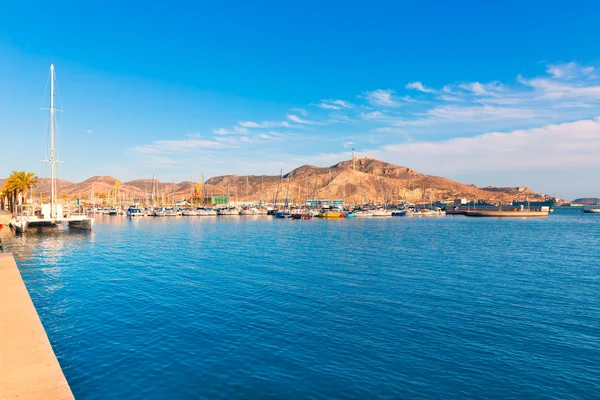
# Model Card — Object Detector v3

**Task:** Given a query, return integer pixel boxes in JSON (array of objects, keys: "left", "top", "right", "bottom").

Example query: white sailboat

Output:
[{"left": 10, "top": 64, "right": 94, "bottom": 233}]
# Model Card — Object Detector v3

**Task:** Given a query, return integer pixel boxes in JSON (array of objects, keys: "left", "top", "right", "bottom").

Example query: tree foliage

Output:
[{"left": 1, "top": 171, "right": 38, "bottom": 211}]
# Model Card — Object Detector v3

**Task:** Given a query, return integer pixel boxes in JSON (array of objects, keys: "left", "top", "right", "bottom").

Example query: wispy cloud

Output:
[
  {"left": 547, "top": 62, "right": 595, "bottom": 80},
  {"left": 438, "top": 94, "right": 462, "bottom": 102},
  {"left": 212, "top": 126, "right": 249, "bottom": 135},
  {"left": 286, "top": 114, "right": 323, "bottom": 125},
  {"left": 517, "top": 75, "right": 600, "bottom": 100},
  {"left": 343, "top": 141, "right": 355, "bottom": 148},
  {"left": 131, "top": 137, "right": 226, "bottom": 156},
  {"left": 328, "top": 113, "right": 354, "bottom": 123},
  {"left": 406, "top": 81, "right": 435, "bottom": 93},
  {"left": 291, "top": 108, "right": 308, "bottom": 116},
  {"left": 361, "top": 110, "right": 386, "bottom": 120},
  {"left": 458, "top": 81, "right": 504, "bottom": 96},
  {"left": 317, "top": 99, "right": 354, "bottom": 110},
  {"left": 364, "top": 89, "right": 400, "bottom": 107},
  {"left": 238, "top": 120, "right": 291, "bottom": 128}
]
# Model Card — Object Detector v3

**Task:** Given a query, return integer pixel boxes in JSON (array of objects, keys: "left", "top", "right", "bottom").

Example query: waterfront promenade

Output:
[{"left": 0, "top": 252, "right": 74, "bottom": 400}]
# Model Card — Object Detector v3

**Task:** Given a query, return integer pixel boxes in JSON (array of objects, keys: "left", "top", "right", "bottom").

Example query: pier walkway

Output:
[{"left": 0, "top": 252, "right": 74, "bottom": 399}]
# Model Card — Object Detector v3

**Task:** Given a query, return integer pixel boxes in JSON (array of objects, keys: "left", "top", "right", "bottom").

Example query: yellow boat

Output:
[{"left": 316, "top": 208, "right": 345, "bottom": 218}]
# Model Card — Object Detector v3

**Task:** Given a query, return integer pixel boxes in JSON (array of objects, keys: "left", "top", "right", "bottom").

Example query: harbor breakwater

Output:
[{"left": 0, "top": 252, "right": 74, "bottom": 399}]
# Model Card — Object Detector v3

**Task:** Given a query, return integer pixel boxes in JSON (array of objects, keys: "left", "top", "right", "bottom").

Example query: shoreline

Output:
[{"left": 0, "top": 252, "right": 74, "bottom": 400}]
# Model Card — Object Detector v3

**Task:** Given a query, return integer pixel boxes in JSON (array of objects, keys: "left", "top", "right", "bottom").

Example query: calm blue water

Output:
[{"left": 4, "top": 209, "right": 600, "bottom": 399}]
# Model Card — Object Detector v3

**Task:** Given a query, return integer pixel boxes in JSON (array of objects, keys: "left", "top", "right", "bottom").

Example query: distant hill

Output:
[
  {"left": 3, "top": 157, "right": 554, "bottom": 204},
  {"left": 572, "top": 198, "right": 600, "bottom": 205}
]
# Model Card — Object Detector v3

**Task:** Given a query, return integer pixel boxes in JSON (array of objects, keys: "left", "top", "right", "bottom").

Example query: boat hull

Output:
[{"left": 465, "top": 210, "right": 548, "bottom": 218}]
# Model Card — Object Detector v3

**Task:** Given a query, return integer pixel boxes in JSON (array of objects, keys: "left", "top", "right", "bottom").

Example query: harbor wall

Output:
[{"left": 0, "top": 252, "right": 74, "bottom": 400}]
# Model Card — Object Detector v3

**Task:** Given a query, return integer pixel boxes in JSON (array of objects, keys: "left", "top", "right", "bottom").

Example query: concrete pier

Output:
[{"left": 0, "top": 252, "right": 74, "bottom": 400}]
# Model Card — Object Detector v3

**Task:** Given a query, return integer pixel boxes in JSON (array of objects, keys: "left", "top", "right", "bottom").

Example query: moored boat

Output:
[
  {"left": 372, "top": 209, "right": 392, "bottom": 217},
  {"left": 274, "top": 210, "right": 292, "bottom": 218},
  {"left": 197, "top": 208, "right": 217, "bottom": 216},
  {"left": 317, "top": 207, "right": 344, "bottom": 218},
  {"left": 126, "top": 206, "right": 145, "bottom": 217},
  {"left": 583, "top": 207, "right": 600, "bottom": 214}
]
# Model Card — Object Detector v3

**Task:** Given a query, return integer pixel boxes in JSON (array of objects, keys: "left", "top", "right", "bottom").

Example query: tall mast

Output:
[
  {"left": 50, "top": 64, "right": 57, "bottom": 214},
  {"left": 151, "top": 171, "right": 155, "bottom": 205}
]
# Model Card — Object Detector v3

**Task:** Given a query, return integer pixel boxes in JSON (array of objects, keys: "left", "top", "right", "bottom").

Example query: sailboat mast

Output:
[
  {"left": 49, "top": 64, "right": 57, "bottom": 214},
  {"left": 151, "top": 171, "right": 155, "bottom": 205}
]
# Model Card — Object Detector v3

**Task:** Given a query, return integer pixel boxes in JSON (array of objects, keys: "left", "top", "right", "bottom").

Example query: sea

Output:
[{"left": 3, "top": 208, "right": 600, "bottom": 399}]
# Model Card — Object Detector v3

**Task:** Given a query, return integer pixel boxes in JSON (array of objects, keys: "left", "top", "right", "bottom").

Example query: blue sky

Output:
[{"left": 1, "top": 1, "right": 599, "bottom": 199}]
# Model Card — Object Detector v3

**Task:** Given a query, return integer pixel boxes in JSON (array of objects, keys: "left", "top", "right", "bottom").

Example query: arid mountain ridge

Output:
[{"left": 2, "top": 157, "right": 546, "bottom": 204}]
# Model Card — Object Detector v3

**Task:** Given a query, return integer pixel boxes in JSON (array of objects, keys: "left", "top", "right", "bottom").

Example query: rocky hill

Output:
[
  {"left": 572, "top": 197, "right": 600, "bottom": 205},
  {"left": 3, "top": 157, "right": 552, "bottom": 205}
]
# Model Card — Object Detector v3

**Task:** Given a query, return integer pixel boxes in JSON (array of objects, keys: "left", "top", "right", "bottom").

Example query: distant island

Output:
[
  {"left": 572, "top": 198, "right": 600, "bottom": 205},
  {"left": 1, "top": 157, "right": 561, "bottom": 205}
]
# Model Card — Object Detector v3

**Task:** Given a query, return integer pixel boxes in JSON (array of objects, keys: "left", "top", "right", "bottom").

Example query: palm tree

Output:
[
  {"left": 15, "top": 171, "right": 38, "bottom": 205},
  {"left": 1, "top": 171, "right": 38, "bottom": 212}
]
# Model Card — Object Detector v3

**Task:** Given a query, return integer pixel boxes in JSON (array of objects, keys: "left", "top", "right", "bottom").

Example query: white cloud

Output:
[
  {"left": 131, "top": 137, "right": 226, "bottom": 155},
  {"left": 458, "top": 81, "right": 503, "bottom": 96},
  {"left": 361, "top": 111, "right": 385, "bottom": 120},
  {"left": 375, "top": 118, "right": 600, "bottom": 173},
  {"left": 212, "top": 126, "right": 249, "bottom": 135},
  {"left": 238, "top": 120, "right": 291, "bottom": 128},
  {"left": 317, "top": 99, "right": 353, "bottom": 110},
  {"left": 390, "top": 105, "right": 541, "bottom": 127},
  {"left": 328, "top": 113, "right": 354, "bottom": 123},
  {"left": 343, "top": 141, "right": 355, "bottom": 148},
  {"left": 286, "top": 114, "right": 322, "bottom": 125},
  {"left": 318, "top": 102, "right": 341, "bottom": 110},
  {"left": 331, "top": 100, "right": 353, "bottom": 108},
  {"left": 438, "top": 95, "right": 462, "bottom": 102},
  {"left": 406, "top": 81, "right": 435, "bottom": 93},
  {"left": 239, "top": 121, "right": 263, "bottom": 128},
  {"left": 86, "top": 129, "right": 92, "bottom": 134},
  {"left": 517, "top": 75, "right": 600, "bottom": 100},
  {"left": 291, "top": 108, "right": 308, "bottom": 116},
  {"left": 547, "top": 62, "right": 595, "bottom": 80},
  {"left": 364, "top": 89, "right": 400, "bottom": 107}
]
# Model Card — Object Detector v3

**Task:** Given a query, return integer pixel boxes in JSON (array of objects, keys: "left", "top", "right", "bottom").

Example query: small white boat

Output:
[
  {"left": 372, "top": 209, "right": 392, "bottom": 217},
  {"left": 218, "top": 207, "right": 239, "bottom": 215},
  {"left": 182, "top": 209, "right": 198, "bottom": 216},
  {"left": 355, "top": 210, "right": 373, "bottom": 218},
  {"left": 126, "top": 207, "right": 145, "bottom": 217},
  {"left": 239, "top": 207, "right": 258, "bottom": 215},
  {"left": 165, "top": 208, "right": 179, "bottom": 217},
  {"left": 153, "top": 208, "right": 167, "bottom": 217},
  {"left": 197, "top": 208, "right": 217, "bottom": 216}
]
